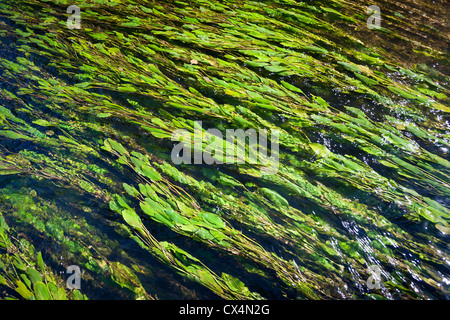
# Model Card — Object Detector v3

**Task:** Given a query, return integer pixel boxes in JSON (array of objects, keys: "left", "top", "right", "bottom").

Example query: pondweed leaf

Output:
[
  {"left": 435, "top": 224, "right": 450, "bottom": 234},
  {"left": 123, "top": 183, "right": 140, "bottom": 197},
  {"left": 387, "top": 86, "right": 417, "bottom": 100},
  {"left": 0, "top": 0, "right": 448, "bottom": 301},
  {"left": 141, "top": 165, "right": 162, "bottom": 181},
  {"left": 107, "top": 139, "right": 130, "bottom": 157},
  {"left": 34, "top": 281, "right": 51, "bottom": 300},
  {"left": 261, "top": 188, "right": 289, "bottom": 207},
  {"left": 122, "top": 209, "right": 144, "bottom": 233},
  {"left": 32, "top": 119, "right": 52, "bottom": 126},
  {"left": 26, "top": 266, "right": 42, "bottom": 284},
  {"left": 142, "top": 126, "right": 172, "bottom": 139},
  {"left": 281, "top": 80, "right": 304, "bottom": 94},
  {"left": 97, "top": 113, "right": 112, "bottom": 118},
  {"left": 15, "top": 281, "right": 34, "bottom": 300},
  {"left": 264, "top": 65, "right": 287, "bottom": 73},
  {"left": 222, "top": 273, "right": 246, "bottom": 293},
  {"left": 118, "top": 86, "right": 137, "bottom": 93},
  {"left": 199, "top": 211, "right": 226, "bottom": 229}
]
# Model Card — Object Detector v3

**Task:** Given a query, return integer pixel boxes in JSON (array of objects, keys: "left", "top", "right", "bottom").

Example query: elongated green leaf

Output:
[
  {"left": 15, "top": 281, "right": 34, "bottom": 300},
  {"left": 141, "top": 165, "right": 162, "bottom": 181},
  {"left": 122, "top": 209, "right": 144, "bottom": 232},
  {"left": 34, "top": 281, "right": 51, "bottom": 300}
]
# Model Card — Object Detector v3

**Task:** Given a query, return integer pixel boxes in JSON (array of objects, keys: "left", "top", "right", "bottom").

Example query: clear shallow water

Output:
[{"left": 0, "top": 0, "right": 448, "bottom": 300}]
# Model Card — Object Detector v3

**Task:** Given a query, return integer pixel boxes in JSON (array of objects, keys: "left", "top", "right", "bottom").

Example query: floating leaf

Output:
[
  {"left": 435, "top": 224, "right": 450, "bottom": 234},
  {"left": 141, "top": 165, "right": 162, "bottom": 181},
  {"left": 26, "top": 267, "right": 42, "bottom": 284},
  {"left": 261, "top": 188, "right": 289, "bottom": 207},
  {"left": 118, "top": 86, "right": 137, "bottom": 93},
  {"left": 123, "top": 183, "right": 140, "bottom": 197},
  {"left": 33, "top": 119, "right": 52, "bottom": 126},
  {"left": 107, "top": 139, "right": 130, "bottom": 156},
  {"left": 15, "top": 281, "right": 34, "bottom": 300},
  {"left": 122, "top": 209, "right": 143, "bottom": 232},
  {"left": 264, "top": 65, "right": 287, "bottom": 73},
  {"left": 199, "top": 211, "right": 225, "bottom": 229},
  {"left": 97, "top": 113, "right": 112, "bottom": 118},
  {"left": 34, "top": 281, "right": 51, "bottom": 300}
]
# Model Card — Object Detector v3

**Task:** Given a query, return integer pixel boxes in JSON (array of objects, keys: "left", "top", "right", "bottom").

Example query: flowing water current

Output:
[{"left": 0, "top": 0, "right": 448, "bottom": 300}]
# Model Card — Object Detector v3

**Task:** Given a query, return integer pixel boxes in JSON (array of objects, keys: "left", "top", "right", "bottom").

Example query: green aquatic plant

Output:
[
  {"left": 0, "top": 212, "right": 86, "bottom": 300},
  {"left": 0, "top": 0, "right": 448, "bottom": 300}
]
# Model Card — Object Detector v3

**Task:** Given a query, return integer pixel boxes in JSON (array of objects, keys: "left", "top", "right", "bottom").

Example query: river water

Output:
[{"left": 0, "top": 0, "right": 448, "bottom": 300}]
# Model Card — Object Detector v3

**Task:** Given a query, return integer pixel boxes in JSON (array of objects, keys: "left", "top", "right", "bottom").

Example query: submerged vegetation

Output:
[{"left": 0, "top": 0, "right": 448, "bottom": 299}]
